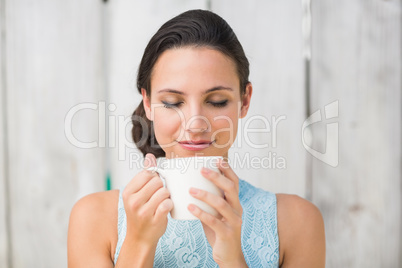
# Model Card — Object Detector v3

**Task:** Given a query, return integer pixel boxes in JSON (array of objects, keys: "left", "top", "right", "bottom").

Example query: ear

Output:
[
  {"left": 239, "top": 83, "right": 253, "bottom": 118},
  {"left": 141, "top": 88, "right": 152, "bottom": 121}
]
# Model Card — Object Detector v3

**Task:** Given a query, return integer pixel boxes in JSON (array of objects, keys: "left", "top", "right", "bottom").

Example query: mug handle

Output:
[{"left": 146, "top": 167, "right": 166, "bottom": 187}]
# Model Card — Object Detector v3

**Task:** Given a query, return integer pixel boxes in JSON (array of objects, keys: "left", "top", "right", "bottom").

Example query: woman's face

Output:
[{"left": 142, "top": 47, "right": 252, "bottom": 158}]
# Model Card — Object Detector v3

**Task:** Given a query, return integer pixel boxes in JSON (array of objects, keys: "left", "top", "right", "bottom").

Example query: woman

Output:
[{"left": 68, "top": 9, "right": 325, "bottom": 267}]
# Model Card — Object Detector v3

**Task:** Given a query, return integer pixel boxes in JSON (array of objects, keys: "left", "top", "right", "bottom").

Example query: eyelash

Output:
[
  {"left": 162, "top": 101, "right": 183, "bottom": 108},
  {"left": 208, "top": 100, "right": 228, "bottom": 107},
  {"left": 161, "top": 100, "right": 228, "bottom": 109}
]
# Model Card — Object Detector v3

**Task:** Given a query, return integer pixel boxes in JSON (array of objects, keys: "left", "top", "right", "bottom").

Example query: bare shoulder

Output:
[
  {"left": 68, "top": 190, "right": 120, "bottom": 268},
  {"left": 276, "top": 194, "right": 326, "bottom": 268}
]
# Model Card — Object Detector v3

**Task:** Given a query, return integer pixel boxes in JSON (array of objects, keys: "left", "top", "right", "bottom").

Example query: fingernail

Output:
[
  {"left": 220, "top": 159, "right": 229, "bottom": 168},
  {"left": 189, "top": 187, "right": 199, "bottom": 195},
  {"left": 143, "top": 153, "right": 156, "bottom": 169},
  {"left": 201, "top": 167, "right": 211, "bottom": 174},
  {"left": 188, "top": 204, "right": 196, "bottom": 211},
  {"left": 143, "top": 159, "right": 149, "bottom": 168}
]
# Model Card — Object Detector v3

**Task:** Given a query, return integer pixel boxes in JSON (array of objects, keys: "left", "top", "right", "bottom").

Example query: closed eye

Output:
[
  {"left": 161, "top": 101, "right": 183, "bottom": 108},
  {"left": 208, "top": 100, "right": 228, "bottom": 107},
  {"left": 161, "top": 100, "right": 228, "bottom": 108}
]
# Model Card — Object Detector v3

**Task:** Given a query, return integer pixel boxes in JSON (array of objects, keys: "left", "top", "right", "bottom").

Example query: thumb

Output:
[{"left": 143, "top": 153, "right": 157, "bottom": 169}]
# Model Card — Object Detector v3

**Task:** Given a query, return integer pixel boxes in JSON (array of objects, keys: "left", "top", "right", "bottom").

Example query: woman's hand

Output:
[
  {"left": 188, "top": 158, "right": 248, "bottom": 268},
  {"left": 122, "top": 153, "right": 174, "bottom": 247}
]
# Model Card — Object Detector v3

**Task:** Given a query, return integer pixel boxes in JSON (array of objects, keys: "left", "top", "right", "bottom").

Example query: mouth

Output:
[{"left": 177, "top": 140, "right": 215, "bottom": 151}]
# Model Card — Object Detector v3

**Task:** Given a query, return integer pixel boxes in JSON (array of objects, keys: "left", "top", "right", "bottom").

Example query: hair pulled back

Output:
[{"left": 132, "top": 9, "right": 250, "bottom": 158}]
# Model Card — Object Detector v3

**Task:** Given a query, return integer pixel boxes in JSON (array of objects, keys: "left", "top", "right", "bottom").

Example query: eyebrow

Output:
[{"left": 157, "top": 86, "right": 233, "bottom": 95}]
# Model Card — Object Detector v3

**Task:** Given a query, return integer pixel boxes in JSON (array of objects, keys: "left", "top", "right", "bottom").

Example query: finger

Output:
[
  {"left": 154, "top": 198, "right": 174, "bottom": 222},
  {"left": 137, "top": 175, "right": 165, "bottom": 202},
  {"left": 217, "top": 158, "right": 239, "bottom": 193},
  {"left": 123, "top": 169, "right": 156, "bottom": 198},
  {"left": 143, "top": 153, "right": 157, "bottom": 169},
  {"left": 189, "top": 187, "right": 239, "bottom": 222},
  {"left": 126, "top": 175, "right": 163, "bottom": 209},
  {"left": 188, "top": 203, "right": 226, "bottom": 234},
  {"left": 143, "top": 186, "right": 171, "bottom": 215},
  {"left": 201, "top": 168, "right": 241, "bottom": 211},
  {"left": 123, "top": 151, "right": 160, "bottom": 196}
]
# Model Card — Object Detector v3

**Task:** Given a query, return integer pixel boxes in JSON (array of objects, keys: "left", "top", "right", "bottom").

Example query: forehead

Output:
[{"left": 150, "top": 47, "right": 239, "bottom": 93}]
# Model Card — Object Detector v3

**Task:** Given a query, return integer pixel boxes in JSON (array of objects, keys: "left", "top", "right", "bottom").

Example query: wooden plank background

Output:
[
  {"left": 0, "top": 0, "right": 9, "bottom": 265},
  {"left": 3, "top": 0, "right": 105, "bottom": 267},
  {"left": 310, "top": 0, "right": 401, "bottom": 267},
  {"left": 0, "top": 0, "right": 400, "bottom": 267}
]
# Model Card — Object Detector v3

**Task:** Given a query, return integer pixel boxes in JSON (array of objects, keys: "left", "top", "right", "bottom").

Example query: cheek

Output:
[
  {"left": 210, "top": 108, "right": 239, "bottom": 141},
  {"left": 152, "top": 108, "right": 182, "bottom": 143}
]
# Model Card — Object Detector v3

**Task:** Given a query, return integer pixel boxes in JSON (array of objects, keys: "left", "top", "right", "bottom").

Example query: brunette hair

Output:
[{"left": 132, "top": 9, "right": 250, "bottom": 158}]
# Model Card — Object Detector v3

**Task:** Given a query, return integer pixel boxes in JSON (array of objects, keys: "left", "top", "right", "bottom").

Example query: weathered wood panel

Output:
[
  {"left": 212, "top": 0, "right": 307, "bottom": 196},
  {"left": 0, "top": 0, "right": 9, "bottom": 265},
  {"left": 107, "top": 0, "right": 209, "bottom": 190},
  {"left": 5, "top": 1, "right": 104, "bottom": 267},
  {"left": 310, "top": 0, "right": 401, "bottom": 267}
]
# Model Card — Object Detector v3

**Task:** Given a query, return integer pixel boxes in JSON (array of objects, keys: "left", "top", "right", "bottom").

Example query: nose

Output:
[
  {"left": 186, "top": 115, "right": 210, "bottom": 133},
  {"left": 184, "top": 105, "right": 211, "bottom": 133}
]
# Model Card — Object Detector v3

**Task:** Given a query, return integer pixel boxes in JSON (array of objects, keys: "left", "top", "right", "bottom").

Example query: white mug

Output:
[{"left": 147, "top": 156, "right": 223, "bottom": 220}]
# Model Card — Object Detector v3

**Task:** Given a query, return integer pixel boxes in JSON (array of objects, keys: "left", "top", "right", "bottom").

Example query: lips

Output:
[
  {"left": 179, "top": 140, "right": 212, "bottom": 145},
  {"left": 178, "top": 140, "right": 214, "bottom": 151}
]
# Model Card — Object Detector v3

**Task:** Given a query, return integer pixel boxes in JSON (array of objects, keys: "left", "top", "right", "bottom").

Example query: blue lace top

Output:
[{"left": 114, "top": 179, "right": 279, "bottom": 267}]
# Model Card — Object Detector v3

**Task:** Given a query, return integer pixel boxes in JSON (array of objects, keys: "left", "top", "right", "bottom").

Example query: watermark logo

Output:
[
  {"left": 64, "top": 100, "right": 339, "bottom": 168},
  {"left": 64, "top": 101, "right": 287, "bottom": 160},
  {"left": 301, "top": 100, "right": 339, "bottom": 167},
  {"left": 129, "top": 151, "right": 286, "bottom": 170}
]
